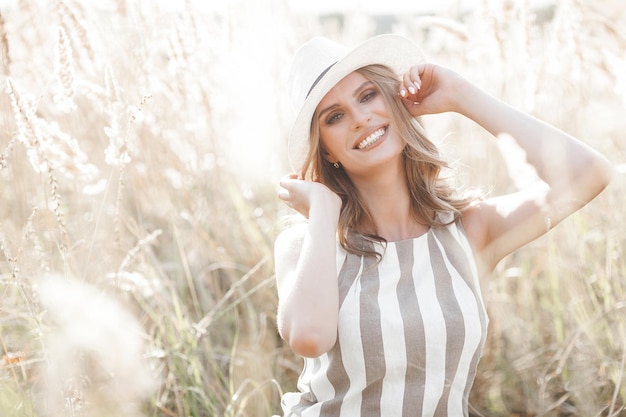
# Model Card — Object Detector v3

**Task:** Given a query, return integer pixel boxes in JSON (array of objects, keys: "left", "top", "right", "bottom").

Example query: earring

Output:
[{"left": 333, "top": 162, "right": 340, "bottom": 169}]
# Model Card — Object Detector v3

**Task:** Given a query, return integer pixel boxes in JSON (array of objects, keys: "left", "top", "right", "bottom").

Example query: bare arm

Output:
[
  {"left": 401, "top": 64, "right": 613, "bottom": 270},
  {"left": 274, "top": 175, "right": 342, "bottom": 357},
  {"left": 457, "top": 82, "right": 611, "bottom": 268}
]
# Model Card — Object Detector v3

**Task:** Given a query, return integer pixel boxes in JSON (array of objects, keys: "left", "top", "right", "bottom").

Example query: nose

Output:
[{"left": 350, "top": 108, "right": 371, "bottom": 131}]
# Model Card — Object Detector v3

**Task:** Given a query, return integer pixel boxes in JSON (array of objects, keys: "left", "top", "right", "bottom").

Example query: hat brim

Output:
[{"left": 288, "top": 34, "right": 426, "bottom": 171}]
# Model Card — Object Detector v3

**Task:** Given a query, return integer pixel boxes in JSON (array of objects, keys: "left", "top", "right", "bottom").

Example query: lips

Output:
[{"left": 355, "top": 126, "right": 387, "bottom": 150}]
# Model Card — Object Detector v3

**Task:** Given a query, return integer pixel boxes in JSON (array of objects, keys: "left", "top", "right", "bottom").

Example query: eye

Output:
[
  {"left": 325, "top": 111, "right": 343, "bottom": 125},
  {"left": 360, "top": 89, "right": 377, "bottom": 103}
]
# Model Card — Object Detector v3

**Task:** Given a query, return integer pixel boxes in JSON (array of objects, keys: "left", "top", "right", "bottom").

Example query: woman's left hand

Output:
[{"left": 398, "top": 63, "right": 468, "bottom": 117}]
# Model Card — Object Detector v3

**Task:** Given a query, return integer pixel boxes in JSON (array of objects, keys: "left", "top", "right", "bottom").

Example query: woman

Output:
[{"left": 274, "top": 34, "right": 612, "bottom": 417}]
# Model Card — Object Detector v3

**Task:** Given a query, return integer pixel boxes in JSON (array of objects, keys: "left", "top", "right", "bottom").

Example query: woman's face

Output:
[{"left": 316, "top": 71, "right": 405, "bottom": 177}]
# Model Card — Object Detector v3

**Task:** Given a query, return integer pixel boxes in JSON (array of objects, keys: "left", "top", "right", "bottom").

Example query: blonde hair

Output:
[{"left": 299, "top": 65, "right": 477, "bottom": 258}]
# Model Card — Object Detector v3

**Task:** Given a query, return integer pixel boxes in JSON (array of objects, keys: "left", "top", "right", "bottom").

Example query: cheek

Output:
[
  {"left": 317, "top": 134, "right": 334, "bottom": 159},
  {"left": 319, "top": 130, "right": 341, "bottom": 152},
  {"left": 378, "top": 97, "right": 393, "bottom": 114}
]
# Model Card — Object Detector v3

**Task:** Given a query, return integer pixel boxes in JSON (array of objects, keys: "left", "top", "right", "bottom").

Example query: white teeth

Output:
[{"left": 357, "top": 127, "right": 386, "bottom": 149}]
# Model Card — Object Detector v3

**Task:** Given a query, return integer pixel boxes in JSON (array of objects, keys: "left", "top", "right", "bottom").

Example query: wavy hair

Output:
[{"left": 299, "top": 64, "right": 478, "bottom": 259}]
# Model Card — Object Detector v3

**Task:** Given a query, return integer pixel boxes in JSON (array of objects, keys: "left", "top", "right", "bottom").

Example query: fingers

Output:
[
  {"left": 278, "top": 173, "right": 302, "bottom": 203},
  {"left": 277, "top": 188, "right": 289, "bottom": 201},
  {"left": 399, "top": 64, "right": 424, "bottom": 100},
  {"left": 279, "top": 173, "right": 300, "bottom": 184},
  {"left": 278, "top": 175, "right": 293, "bottom": 201},
  {"left": 279, "top": 173, "right": 300, "bottom": 190}
]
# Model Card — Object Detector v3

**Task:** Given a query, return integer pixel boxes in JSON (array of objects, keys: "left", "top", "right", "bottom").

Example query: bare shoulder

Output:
[
  {"left": 460, "top": 182, "right": 554, "bottom": 272},
  {"left": 459, "top": 201, "right": 489, "bottom": 253},
  {"left": 459, "top": 200, "right": 498, "bottom": 275}
]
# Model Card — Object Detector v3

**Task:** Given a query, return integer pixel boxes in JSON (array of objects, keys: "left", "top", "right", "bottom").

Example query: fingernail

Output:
[
  {"left": 408, "top": 86, "right": 416, "bottom": 95},
  {"left": 414, "top": 81, "right": 421, "bottom": 90},
  {"left": 400, "top": 89, "right": 406, "bottom": 97}
]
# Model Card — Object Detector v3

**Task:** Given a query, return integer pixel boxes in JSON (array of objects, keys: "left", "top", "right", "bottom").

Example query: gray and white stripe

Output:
[{"left": 281, "top": 220, "right": 488, "bottom": 417}]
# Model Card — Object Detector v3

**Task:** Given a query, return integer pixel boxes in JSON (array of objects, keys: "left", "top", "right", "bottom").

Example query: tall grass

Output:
[
  {"left": 0, "top": 0, "right": 624, "bottom": 416},
  {"left": 1, "top": 1, "right": 291, "bottom": 416}
]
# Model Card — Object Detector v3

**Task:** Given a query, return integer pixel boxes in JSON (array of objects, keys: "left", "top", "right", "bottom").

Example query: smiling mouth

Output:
[{"left": 356, "top": 126, "right": 387, "bottom": 150}]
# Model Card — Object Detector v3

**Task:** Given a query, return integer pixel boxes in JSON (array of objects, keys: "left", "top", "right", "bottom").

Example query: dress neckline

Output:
[{"left": 385, "top": 227, "right": 431, "bottom": 244}]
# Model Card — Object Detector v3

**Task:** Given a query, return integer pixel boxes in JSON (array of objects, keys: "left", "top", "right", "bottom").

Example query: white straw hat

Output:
[{"left": 287, "top": 34, "right": 425, "bottom": 171}]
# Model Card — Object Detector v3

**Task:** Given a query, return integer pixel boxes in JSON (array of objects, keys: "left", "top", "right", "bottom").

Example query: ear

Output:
[{"left": 321, "top": 148, "right": 338, "bottom": 164}]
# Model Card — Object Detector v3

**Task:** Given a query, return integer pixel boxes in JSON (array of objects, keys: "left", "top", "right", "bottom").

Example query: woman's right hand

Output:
[
  {"left": 276, "top": 174, "right": 343, "bottom": 357},
  {"left": 278, "top": 173, "right": 342, "bottom": 219}
]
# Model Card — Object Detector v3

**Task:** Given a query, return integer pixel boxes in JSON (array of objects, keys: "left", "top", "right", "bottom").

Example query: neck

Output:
[{"left": 350, "top": 160, "right": 429, "bottom": 242}]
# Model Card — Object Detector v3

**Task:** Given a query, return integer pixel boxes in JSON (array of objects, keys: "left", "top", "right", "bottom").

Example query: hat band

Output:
[{"left": 305, "top": 62, "right": 336, "bottom": 99}]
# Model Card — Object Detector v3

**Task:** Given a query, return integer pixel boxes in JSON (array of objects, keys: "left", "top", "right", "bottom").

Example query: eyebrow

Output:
[{"left": 317, "top": 81, "right": 374, "bottom": 122}]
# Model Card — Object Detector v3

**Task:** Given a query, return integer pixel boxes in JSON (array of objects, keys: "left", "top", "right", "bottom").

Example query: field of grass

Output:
[{"left": 0, "top": 0, "right": 624, "bottom": 416}]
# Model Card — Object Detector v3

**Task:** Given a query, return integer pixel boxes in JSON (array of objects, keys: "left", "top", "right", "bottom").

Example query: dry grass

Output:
[{"left": 0, "top": 0, "right": 624, "bottom": 416}]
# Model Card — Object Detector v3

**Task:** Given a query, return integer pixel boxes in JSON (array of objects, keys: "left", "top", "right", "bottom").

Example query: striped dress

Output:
[{"left": 280, "top": 219, "right": 489, "bottom": 417}]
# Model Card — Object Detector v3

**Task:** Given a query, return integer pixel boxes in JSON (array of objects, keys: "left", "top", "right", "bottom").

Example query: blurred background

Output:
[{"left": 0, "top": 0, "right": 624, "bottom": 416}]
